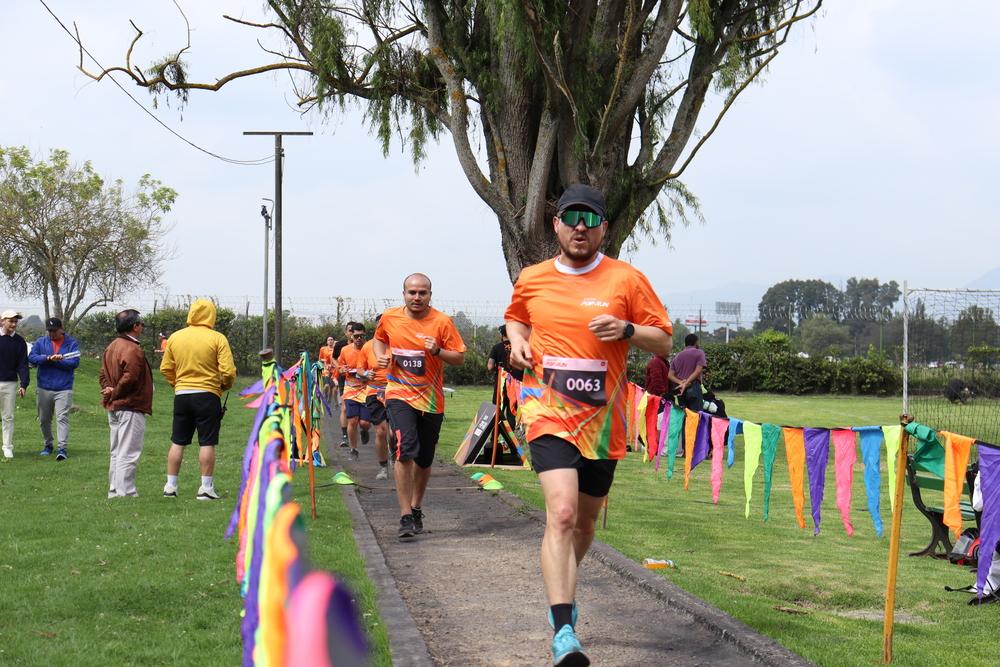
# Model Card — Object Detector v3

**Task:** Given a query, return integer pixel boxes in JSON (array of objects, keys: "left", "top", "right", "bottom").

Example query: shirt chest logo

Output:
[{"left": 580, "top": 298, "right": 609, "bottom": 308}]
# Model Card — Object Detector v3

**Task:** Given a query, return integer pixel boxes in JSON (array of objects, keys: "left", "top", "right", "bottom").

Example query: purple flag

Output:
[
  {"left": 804, "top": 428, "right": 830, "bottom": 535},
  {"left": 690, "top": 411, "right": 712, "bottom": 470},
  {"left": 977, "top": 445, "right": 1000, "bottom": 597}
]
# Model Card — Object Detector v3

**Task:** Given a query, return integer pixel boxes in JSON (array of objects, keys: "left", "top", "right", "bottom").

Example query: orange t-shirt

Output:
[
  {"left": 337, "top": 344, "right": 368, "bottom": 403},
  {"left": 504, "top": 254, "right": 672, "bottom": 460},
  {"left": 318, "top": 345, "right": 334, "bottom": 377},
  {"left": 374, "top": 306, "right": 466, "bottom": 414},
  {"left": 358, "top": 339, "right": 388, "bottom": 399}
]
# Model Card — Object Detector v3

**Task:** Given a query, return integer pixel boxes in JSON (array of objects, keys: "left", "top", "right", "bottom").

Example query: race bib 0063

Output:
[
  {"left": 392, "top": 348, "right": 426, "bottom": 376},
  {"left": 541, "top": 356, "right": 608, "bottom": 407}
]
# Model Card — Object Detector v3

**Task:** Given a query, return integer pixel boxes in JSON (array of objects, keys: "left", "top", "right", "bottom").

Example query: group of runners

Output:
[{"left": 317, "top": 184, "right": 671, "bottom": 667}]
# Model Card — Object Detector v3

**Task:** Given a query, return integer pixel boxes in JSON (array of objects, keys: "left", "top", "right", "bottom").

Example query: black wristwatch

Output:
[{"left": 621, "top": 322, "right": 635, "bottom": 340}]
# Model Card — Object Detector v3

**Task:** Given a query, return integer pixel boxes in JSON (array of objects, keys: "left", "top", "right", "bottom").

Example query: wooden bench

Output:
[{"left": 905, "top": 457, "right": 979, "bottom": 558}]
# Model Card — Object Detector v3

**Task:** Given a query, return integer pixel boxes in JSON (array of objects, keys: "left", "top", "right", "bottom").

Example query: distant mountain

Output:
[{"left": 966, "top": 267, "right": 1000, "bottom": 289}]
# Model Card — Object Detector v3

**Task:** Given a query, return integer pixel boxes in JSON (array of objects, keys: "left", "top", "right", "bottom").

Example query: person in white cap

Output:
[{"left": 0, "top": 310, "right": 30, "bottom": 459}]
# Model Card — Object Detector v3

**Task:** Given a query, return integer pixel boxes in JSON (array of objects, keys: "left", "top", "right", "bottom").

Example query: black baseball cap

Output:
[
  {"left": 556, "top": 184, "right": 607, "bottom": 220},
  {"left": 45, "top": 317, "right": 63, "bottom": 330}
]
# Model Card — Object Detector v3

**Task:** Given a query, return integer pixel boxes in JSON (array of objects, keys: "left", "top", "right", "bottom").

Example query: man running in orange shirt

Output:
[
  {"left": 337, "top": 324, "right": 371, "bottom": 460},
  {"left": 375, "top": 273, "right": 466, "bottom": 540},
  {"left": 318, "top": 335, "right": 336, "bottom": 404},
  {"left": 505, "top": 184, "right": 672, "bottom": 666},
  {"left": 358, "top": 314, "right": 391, "bottom": 480}
]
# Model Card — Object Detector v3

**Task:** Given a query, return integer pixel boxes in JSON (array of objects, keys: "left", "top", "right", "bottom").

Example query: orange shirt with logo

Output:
[
  {"left": 374, "top": 306, "right": 466, "bottom": 414},
  {"left": 337, "top": 344, "right": 368, "bottom": 403},
  {"left": 504, "top": 255, "right": 671, "bottom": 460},
  {"left": 358, "top": 339, "right": 388, "bottom": 400},
  {"left": 318, "top": 345, "right": 334, "bottom": 377}
]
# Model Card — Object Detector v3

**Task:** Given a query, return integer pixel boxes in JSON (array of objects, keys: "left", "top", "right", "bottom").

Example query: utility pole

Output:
[
  {"left": 260, "top": 199, "right": 273, "bottom": 350},
  {"left": 243, "top": 131, "right": 313, "bottom": 364}
]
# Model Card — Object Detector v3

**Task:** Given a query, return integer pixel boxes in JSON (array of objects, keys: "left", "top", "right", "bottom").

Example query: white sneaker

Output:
[
  {"left": 2, "top": 447, "right": 12, "bottom": 459},
  {"left": 163, "top": 483, "right": 178, "bottom": 498},
  {"left": 375, "top": 466, "right": 388, "bottom": 481},
  {"left": 196, "top": 485, "right": 220, "bottom": 500}
]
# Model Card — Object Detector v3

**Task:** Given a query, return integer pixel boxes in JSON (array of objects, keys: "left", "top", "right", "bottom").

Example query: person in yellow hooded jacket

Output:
[{"left": 159, "top": 299, "right": 237, "bottom": 500}]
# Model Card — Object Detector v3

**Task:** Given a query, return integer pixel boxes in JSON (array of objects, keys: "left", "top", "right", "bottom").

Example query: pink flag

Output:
[
  {"left": 710, "top": 417, "right": 730, "bottom": 504},
  {"left": 831, "top": 429, "right": 856, "bottom": 536}
]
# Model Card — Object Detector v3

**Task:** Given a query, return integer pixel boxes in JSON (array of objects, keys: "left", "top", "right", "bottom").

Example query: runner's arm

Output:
[
  {"left": 504, "top": 320, "right": 532, "bottom": 370},
  {"left": 588, "top": 314, "right": 671, "bottom": 356}
]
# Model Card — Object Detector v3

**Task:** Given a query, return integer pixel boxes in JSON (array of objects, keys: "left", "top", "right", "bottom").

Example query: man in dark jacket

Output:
[
  {"left": 99, "top": 310, "right": 154, "bottom": 498},
  {"left": 29, "top": 317, "right": 81, "bottom": 460},
  {"left": 0, "top": 309, "right": 30, "bottom": 459}
]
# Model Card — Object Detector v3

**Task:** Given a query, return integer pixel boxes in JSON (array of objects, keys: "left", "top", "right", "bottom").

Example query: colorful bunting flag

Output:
[
  {"left": 743, "top": 421, "right": 763, "bottom": 519},
  {"left": 782, "top": 427, "right": 806, "bottom": 529},
  {"left": 940, "top": 431, "right": 975, "bottom": 538},
  {"left": 831, "top": 429, "right": 856, "bottom": 536},
  {"left": 761, "top": 424, "right": 781, "bottom": 521},
  {"left": 854, "top": 426, "right": 884, "bottom": 536},
  {"left": 804, "top": 428, "right": 830, "bottom": 535},
  {"left": 727, "top": 418, "right": 744, "bottom": 469},
  {"left": 977, "top": 445, "right": 1000, "bottom": 598},
  {"left": 710, "top": 417, "right": 730, "bottom": 504},
  {"left": 665, "top": 405, "right": 685, "bottom": 479},
  {"left": 684, "top": 410, "right": 711, "bottom": 490},
  {"left": 882, "top": 425, "right": 902, "bottom": 511}
]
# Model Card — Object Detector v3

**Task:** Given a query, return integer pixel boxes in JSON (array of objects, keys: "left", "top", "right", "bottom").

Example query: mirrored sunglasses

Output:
[{"left": 559, "top": 209, "right": 603, "bottom": 229}]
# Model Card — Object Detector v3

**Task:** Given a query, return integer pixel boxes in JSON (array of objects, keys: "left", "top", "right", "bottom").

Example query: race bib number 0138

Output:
[
  {"left": 392, "top": 348, "right": 426, "bottom": 376},
  {"left": 541, "top": 356, "right": 608, "bottom": 407}
]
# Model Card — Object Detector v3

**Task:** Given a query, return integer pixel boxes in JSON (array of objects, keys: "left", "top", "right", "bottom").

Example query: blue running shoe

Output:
[
  {"left": 55, "top": 449, "right": 68, "bottom": 461},
  {"left": 39, "top": 446, "right": 53, "bottom": 456},
  {"left": 551, "top": 624, "right": 589, "bottom": 666},
  {"left": 547, "top": 603, "right": 578, "bottom": 629}
]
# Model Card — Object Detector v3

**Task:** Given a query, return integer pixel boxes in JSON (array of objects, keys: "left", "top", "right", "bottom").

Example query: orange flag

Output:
[
  {"left": 782, "top": 427, "right": 807, "bottom": 529},
  {"left": 940, "top": 431, "right": 975, "bottom": 538}
]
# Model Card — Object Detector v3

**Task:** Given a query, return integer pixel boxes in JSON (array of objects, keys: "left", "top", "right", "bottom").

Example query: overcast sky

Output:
[{"left": 4, "top": 1, "right": 999, "bottom": 324}]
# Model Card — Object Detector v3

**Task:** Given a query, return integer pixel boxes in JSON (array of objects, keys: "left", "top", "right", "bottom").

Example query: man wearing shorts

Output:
[
  {"left": 337, "top": 324, "right": 371, "bottom": 461},
  {"left": 333, "top": 322, "right": 356, "bottom": 447},
  {"left": 318, "top": 335, "right": 336, "bottom": 404},
  {"left": 375, "top": 273, "right": 466, "bottom": 540},
  {"left": 359, "top": 314, "right": 391, "bottom": 480},
  {"left": 505, "top": 184, "right": 672, "bottom": 666},
  {"left": 160, "top": 299, "right": 237, "bottom": 500}
]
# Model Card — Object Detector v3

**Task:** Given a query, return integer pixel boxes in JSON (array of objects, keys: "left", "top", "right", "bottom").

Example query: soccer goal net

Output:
[{"left": 904, "top": 287, "right": 1000, "bottom": 445}]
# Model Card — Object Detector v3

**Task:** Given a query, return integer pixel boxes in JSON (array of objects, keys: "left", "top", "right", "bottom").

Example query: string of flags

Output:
[
  {"left": 227, "top": 352, "right": 367, "bottom": 667},
  {"left": 496, "top": 370, "right": 1000, "bottom": 598}
]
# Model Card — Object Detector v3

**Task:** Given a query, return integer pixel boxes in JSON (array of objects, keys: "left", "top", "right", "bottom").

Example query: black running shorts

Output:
[
  {"left": 529, "top": 435, "right": 618, "bottom": 498},
  {"left": 365, "top": 394, "right": 387, "bottom": 425},
  {"left": 171, "top": 392, "right": 222, "bottom": 447},
  {"left": 386, "top": 399, "right": 443, "bottom": 469}
]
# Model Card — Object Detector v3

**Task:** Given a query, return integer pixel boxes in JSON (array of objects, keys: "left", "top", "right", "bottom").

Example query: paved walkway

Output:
[{"left": 324, "top": 418, "right": 813, "bottom": 667}]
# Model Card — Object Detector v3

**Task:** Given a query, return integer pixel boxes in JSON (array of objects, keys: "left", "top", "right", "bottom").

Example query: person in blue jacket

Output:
[{"left": 28, "top": 318, "right": 80, "bottom": 460}]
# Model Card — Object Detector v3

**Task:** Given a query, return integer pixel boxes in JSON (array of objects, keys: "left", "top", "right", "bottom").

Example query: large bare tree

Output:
[{"left": 77, "top": 0, "right": 821, "bottom": 281}]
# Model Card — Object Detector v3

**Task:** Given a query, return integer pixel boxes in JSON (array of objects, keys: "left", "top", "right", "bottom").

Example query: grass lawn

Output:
[
  {"left": 437, "top": 388, "right": 1000, "bottom": 667},
  {"left": 0, "top": 358, "right": 389, "bottom": 667}
]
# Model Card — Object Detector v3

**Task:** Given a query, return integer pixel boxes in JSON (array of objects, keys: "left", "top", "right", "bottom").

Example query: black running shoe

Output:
[
  {"left": 360, "top": 429, "right": 370, "bottom": 445},
  {"left": 411, "top": 507, "right": 424, "bottom": 534},
  {"left": 398, "top": 514, "right": 416, "bottom": 540}
]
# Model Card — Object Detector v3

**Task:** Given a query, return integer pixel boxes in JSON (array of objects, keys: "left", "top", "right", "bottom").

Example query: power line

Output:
[{"left": 37, "top": 0, "right": 276, "bottom": 167}]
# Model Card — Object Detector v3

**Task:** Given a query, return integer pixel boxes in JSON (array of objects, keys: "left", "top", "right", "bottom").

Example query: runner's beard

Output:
[{"left": 558, "top": 234, "right": 601, "bottom": 264}]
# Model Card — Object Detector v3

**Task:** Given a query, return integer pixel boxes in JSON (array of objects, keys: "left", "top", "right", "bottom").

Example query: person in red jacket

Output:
[{"left": 99, "top": 309, "right": 154, "bottom": 498}]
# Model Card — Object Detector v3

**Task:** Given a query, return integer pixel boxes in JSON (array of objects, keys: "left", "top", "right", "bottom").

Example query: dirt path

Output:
[{"left": 325, "top": 419, "right": 812, "bottom": 666}]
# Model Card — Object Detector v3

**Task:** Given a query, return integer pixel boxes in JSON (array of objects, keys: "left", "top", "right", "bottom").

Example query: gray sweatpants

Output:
[
  {"left": 37, "top": 388, "right": 73, "bottom": 451},
  {"left": 108, "top": 411, "right": 146, "bottom": 498}
]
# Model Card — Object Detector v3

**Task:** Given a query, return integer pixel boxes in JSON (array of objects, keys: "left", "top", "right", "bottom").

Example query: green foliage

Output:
[
  {"left": 703, "top": 331, "right": 899, "bottom": 395},
  {"left": 799, "top": 314, "right": 851, "bottom": 359},
  {"left": 0, "top": 146, "right": 175, "bottom": 325}
]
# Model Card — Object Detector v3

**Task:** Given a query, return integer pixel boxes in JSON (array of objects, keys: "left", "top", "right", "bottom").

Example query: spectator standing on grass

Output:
[
  {"left": 100, "top": 310, "right": 154, "bottom": 497},
  {"left": 505, "top": 184, "right": 672, "bottom": 666},
  {"left": 644, "top": 350, "right": 671, "bottom": 398},
  {"left": 28, "top": 317, "right": 80, "bottom": 460},
  {"left": 374, "top": 273, "right": 466, "bottom": 540},
  {"left": 160, "top": 299, "right": 236, "bottom": 500},
  {"left": 669, "top": 333, "right": 706, "bottom": 411},
  {"left": 0, "top": 309, "right": 29, "bottom": 459}
]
